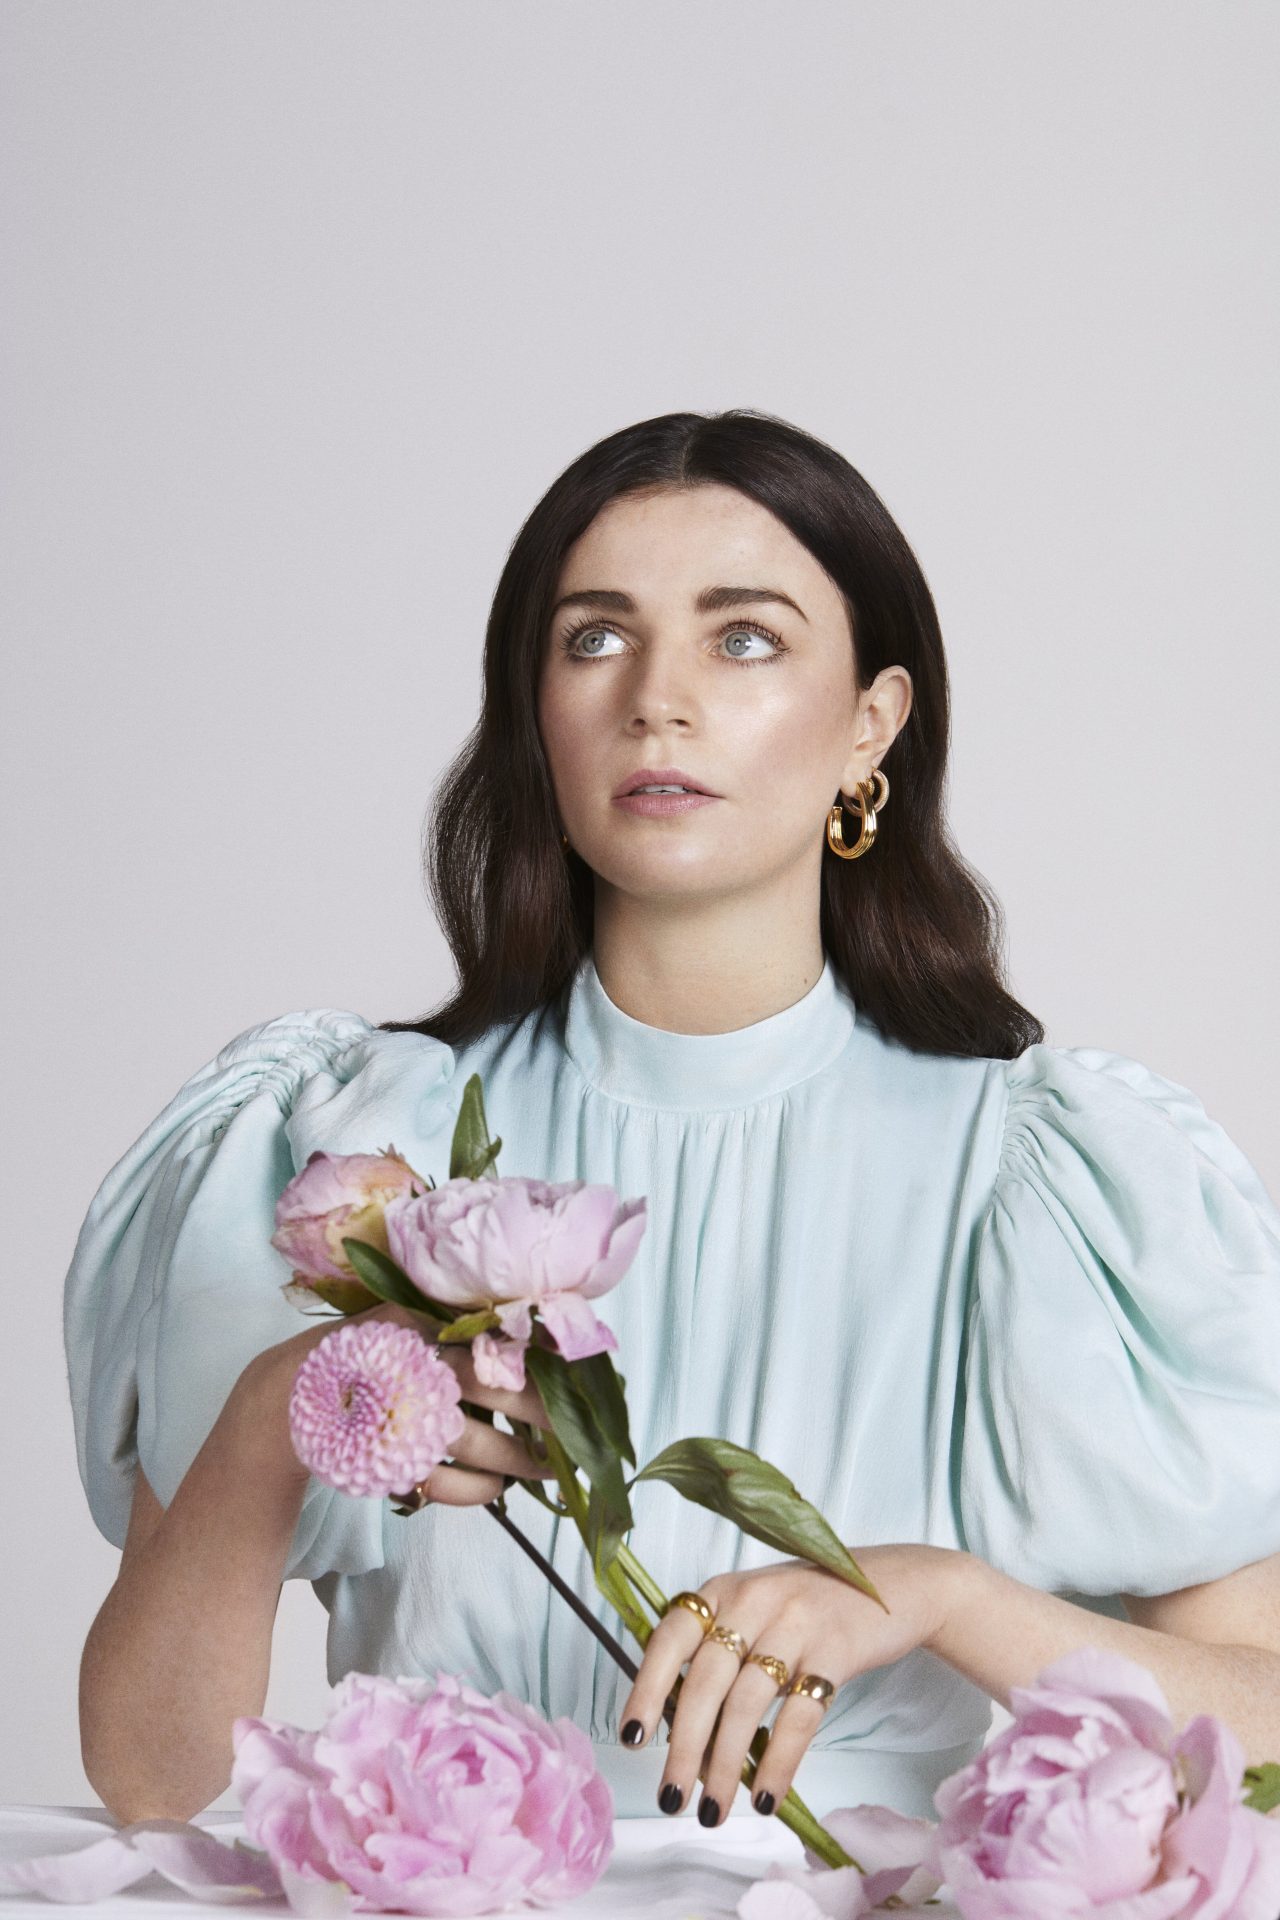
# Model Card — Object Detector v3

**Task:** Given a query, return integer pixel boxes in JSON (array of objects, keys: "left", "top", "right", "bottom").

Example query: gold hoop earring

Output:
[{"left": 826, "top": 768, "right": 889, "bottom": 861}]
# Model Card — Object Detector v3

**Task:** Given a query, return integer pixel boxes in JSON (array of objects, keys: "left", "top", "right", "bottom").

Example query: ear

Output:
[{"left": 838, "top": 666, "right": 914, "bottom": 796}]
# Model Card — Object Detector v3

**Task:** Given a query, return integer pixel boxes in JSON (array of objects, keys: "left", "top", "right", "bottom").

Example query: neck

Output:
[{"left": 589, "top": 868, "right": 826, "bottom": 1035}]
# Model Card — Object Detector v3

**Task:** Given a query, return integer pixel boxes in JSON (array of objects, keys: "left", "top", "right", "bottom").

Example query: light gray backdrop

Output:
[{"left": 3, "top": 1, "right": 1277, "bottom": 1807}]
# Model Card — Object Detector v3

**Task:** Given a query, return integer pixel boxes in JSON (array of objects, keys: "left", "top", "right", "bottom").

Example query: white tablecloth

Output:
[{"left": 0, "top": 1805, "right": 963, "bottom": 1918}]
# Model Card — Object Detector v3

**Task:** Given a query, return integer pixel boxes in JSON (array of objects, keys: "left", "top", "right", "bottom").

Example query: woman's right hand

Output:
[{"left": 234, "top": 1301, "right": 559, "bottom": 1508}]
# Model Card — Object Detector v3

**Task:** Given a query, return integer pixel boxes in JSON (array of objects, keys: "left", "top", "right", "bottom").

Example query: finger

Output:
[
  {"left": 749, "top": 1671, "right": 842, "bottom": 1816},
  {"left": 407, "top": 1461, "right": 506, "bottom": 1507},
  {"left": 434, "top": 1342, "right": 549, "bottom": 1429},
  {"left": 617, "top": 1596, "right": 712, "bottom": 1749},
  {"left": 452, "top": 1413, "right": 557, "bottom": 1482},
  {"left": 660, "top": 1627, "right": 762, "bottom": 1821},
  {"left": 516, "top": 1381, "right": 552, "bottom": 1431},
  {"left": 699, "top": 1643, "right": 803, "bottom": 1826}
]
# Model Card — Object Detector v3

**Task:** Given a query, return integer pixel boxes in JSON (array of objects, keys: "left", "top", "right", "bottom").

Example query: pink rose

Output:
[
  {"left": 384, "top": 1175, "right": 646, "bottom": 1364},
  {"left": 925, "top": 1646, "right": 1280, "bottom": 1919},
  {"left": 272, "top": 1147, "right": 428, "bottom": 1310},
  {"left": 232, "top": 1670, "right": 614, "bottom": 1916}
]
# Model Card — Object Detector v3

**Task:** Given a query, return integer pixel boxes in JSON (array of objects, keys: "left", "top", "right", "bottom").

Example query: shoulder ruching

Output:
[
  {"left": 63, "top": 1009, "right": 456, "bottom": 1582},
  {"left": 958, "top": 1042, "right": 1280, "bottom": 1599}
]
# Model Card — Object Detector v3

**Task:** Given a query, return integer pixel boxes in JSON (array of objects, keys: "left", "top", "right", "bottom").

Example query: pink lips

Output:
[
  {"left": 613, "top": 791, "right": 720, "bottom": 817},
  {"left": 613, "top": 766, "right": 718, "bottom": 798}
]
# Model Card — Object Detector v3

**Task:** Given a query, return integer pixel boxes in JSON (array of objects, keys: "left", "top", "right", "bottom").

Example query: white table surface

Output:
[{"left": 0, "top": 1804, "right": 963, "bottom": 1918}]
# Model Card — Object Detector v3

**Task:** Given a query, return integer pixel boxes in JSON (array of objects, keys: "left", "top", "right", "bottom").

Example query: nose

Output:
[{"left": 622, "top": 641, "right": 701, "bottom": 731}]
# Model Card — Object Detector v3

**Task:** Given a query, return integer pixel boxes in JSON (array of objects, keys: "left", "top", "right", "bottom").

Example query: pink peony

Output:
[
  {"left": 384, "top": 1175, "right": 646, "bottom": 1364},
  {"left": 1158, "top": 1714, "right": 1280, "bottom": 1919},
  {"left": 738, "top": 1802, "right": 943, "bottom": 1916},
  {"left": 289, "top": 1319, "right": 466, "bottom": 1498},
  {"left": 231, "top": 1670, "right": 614, "bottom": 1916},
  {"left": 925, "top": 1646, "right": 1280, "bottom": 1919},
  {"left": 272, "top": 1147, "right": 429, "bottom": 1310}
]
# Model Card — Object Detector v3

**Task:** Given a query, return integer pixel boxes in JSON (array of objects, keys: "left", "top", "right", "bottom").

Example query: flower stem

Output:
[{"left": 484, "top": 1499, "right": 643, "bottom": 1684}]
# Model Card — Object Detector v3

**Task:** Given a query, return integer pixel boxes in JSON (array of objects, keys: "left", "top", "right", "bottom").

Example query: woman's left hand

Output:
[{"left": 617, "top": 1543, "right": 970, "bottom": 1826}]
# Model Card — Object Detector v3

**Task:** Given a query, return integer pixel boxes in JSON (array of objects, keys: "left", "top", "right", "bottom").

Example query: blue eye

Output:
[{"left": 557, "top": 617, "right": 787, "bottom": 666}]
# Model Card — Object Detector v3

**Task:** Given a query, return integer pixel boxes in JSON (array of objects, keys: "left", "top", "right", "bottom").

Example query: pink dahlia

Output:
[
  {"left": 288, "top": 1319, "right": 465, "bottom": 1498},
  {"left": 231, "top": 1670, "right": 614, "bottom": 1916}
]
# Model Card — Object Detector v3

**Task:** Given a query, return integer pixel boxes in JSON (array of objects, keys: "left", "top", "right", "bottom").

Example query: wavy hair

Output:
[{"left": 380, "top": 409, "right": 1042, "bottom": 1059}]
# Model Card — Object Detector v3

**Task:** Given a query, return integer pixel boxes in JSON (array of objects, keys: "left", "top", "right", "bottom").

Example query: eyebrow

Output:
[{"left": 550, "top": 585, "right": 810, "bottom": 624}]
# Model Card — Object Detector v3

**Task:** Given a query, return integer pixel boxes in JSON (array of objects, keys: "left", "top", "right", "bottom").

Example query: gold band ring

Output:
[
  {"left": 745, "top": 1652, "right": 791, "bottom": 1690},
  {"left": 787, "top": 1673, "right": 836, "bottom": 1710},
  {"left": 667, "top": 1590, "right": 716, "bottom": 1633},
  {"left": 705, "top": 1623, "right": 750, "bottom": 1663}
]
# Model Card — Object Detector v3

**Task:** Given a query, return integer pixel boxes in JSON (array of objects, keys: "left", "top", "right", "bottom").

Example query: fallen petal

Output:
[
  {"left": 125, "top": 1821, "right": 285, "bottom": 1900},
  {"left": 0, "top": 1833, "right": 152, "bottom": 1903}
]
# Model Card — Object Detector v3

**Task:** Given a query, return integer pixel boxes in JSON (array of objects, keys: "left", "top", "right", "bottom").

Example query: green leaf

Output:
[
  {"left": 435, "top": 1308, "right": 501, "bottom": 1343},
  {"left": 449, "top": 1074, "right": 503, "bottom": 1181},
  {"left": 304, "top": 1275, "right": 381, "bottom": 1315},
  {"left": 524, "top": 1344, "right": 634, "bottom": 1565},
  {"left": 524, "top": 1346, "right": 607, "bottom": 1478},
  {"left": 586, "top": 1458, "right": 634, "bottom": 1583},
  {"left": 1243, "top": 1762, "right": 1280, "bottom": 1813},
  {"left": 341, "top": 1238, "right": 449, "bottom": 1320},
  {"left": 569, "top": 1349, "right": 636, "bottom": 1468},
  {"left": 631, "top": 1437, "right": 886, "bottom": 1610}
]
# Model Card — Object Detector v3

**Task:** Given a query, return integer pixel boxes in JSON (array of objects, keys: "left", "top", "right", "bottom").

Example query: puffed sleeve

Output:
[
  {"left": 958, "top": 1041, "right": 1280, "bottom": 1599},
  {"left": 63, "top": 1008, "right": 457, "bottom": 1582}
]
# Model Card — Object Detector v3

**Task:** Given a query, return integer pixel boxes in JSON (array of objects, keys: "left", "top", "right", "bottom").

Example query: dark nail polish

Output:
[
  {"left": 621, "top": 1719, "right": 644, "bottom": 1746},
  {"left": 698, "top": 1795, "right": 720, "bottom": 1827},
  {"left": 658, "top": 1782, "right": 683, "bottom": 1815},
  {"left": 753, "top": 1789, "right": 775, "bottom": 1816}
]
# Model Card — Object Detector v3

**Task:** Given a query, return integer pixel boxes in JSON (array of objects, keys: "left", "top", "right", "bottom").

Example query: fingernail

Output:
[
  {"left": 621, "top": 1719, "right": 644, "bottom": 1746},
  {"left": 697, "top": 1795, "right": 720, "bottom": 1827},
  {"left": 658, "top": 1782, "right": 683, "bottom": 1815},
  {"left": 753, "top": 1789, "right": 775, "bottom": 1816}
]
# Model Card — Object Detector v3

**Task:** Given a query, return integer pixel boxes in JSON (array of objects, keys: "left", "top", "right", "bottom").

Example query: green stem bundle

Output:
[{"left": 512, "top": 1424, "right": 860, "bottom": 1874}]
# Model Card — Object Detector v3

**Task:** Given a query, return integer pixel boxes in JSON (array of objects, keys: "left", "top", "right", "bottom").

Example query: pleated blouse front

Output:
[{"left": 63, "top": 952, "right": 1280, "bottom": 1819}]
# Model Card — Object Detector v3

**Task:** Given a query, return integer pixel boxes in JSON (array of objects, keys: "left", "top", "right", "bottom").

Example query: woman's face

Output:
[{"left": 537, "top": 482, "right": 911, "bottom": 904}]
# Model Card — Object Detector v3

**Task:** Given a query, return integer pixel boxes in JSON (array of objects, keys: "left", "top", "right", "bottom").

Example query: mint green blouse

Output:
[{"left": 62, "top": 954, "right": 1280, "bottom": 1820}]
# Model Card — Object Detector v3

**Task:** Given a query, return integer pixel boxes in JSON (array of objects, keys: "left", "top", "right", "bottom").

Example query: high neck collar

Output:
[{"left": 562, "top": 951, "right": 857, "bottom": 1111}]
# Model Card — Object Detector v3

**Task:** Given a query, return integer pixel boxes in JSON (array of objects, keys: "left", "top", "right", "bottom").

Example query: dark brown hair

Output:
[{"left": 380, "top": 408, "right": 1043, "bottom": 1060}]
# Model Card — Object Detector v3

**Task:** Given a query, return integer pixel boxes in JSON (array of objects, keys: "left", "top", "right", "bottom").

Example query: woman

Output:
[{"left": 65, "top": 409, "right": 1280, "bottom": 1831}]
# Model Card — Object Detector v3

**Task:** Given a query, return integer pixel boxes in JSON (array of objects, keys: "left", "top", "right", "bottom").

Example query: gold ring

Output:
[
  {"left": 667, "top": 1590, "right": 716, "bottom": 1633},
  {"left": 705, "top": 1624, "right": 750, "bottom": 1663},
  {"left": 746, "top": 1652, "right": 791, "bottom": 1691},
  {"left": 786, "top": 1673, "right": 836, "bottom": 1710}
]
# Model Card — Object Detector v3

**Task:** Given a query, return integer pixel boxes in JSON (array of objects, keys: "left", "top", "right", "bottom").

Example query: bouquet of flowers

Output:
[{"left": 270, "top": 1073, "right": 889, "bottom": 1874}]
